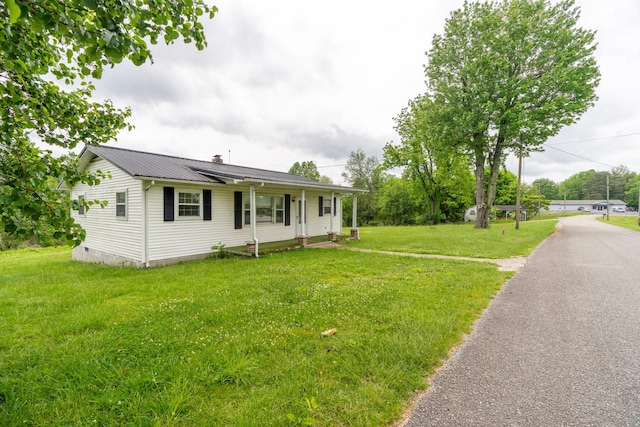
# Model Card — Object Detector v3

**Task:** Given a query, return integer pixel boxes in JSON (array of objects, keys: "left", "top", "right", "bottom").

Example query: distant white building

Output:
[{"left": 548, "top": 199, "right": 627, "bottom": 213}]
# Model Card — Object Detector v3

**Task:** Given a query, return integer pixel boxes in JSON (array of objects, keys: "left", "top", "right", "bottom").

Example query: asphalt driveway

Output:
[{"left": 403, "top": 215, "right": 640, "bottom": 426}]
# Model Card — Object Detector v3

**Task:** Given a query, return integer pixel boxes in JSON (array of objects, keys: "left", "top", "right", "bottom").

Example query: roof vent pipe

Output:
[{"left": 213, "top": 154, "right": 223, "bottom": 164}]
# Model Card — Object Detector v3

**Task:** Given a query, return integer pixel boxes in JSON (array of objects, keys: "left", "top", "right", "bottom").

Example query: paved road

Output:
[{"left": 403, "top": 215, "right": 640, "bottom": 426}]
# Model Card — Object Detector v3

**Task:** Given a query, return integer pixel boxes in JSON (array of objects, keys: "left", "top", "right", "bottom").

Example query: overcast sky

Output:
[{"left": 90, "top": 0, "right": 640, "bottom": 185}]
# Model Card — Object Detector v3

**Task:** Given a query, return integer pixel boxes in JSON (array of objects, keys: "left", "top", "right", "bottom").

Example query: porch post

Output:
[
  {"left": 249, "top": 185, "right": 258, "bottom": 256},
  {"left": 351, "top": 194, "right": 359, "bottom": 240},
  {"left": 330, "top": 192, "right": 334, "bottom": 233},
  {"left": 297, "top": 189, "right": 308, "bottom": 246},
  {"left": 301, "top": 189, "right": 307, "bottom": 237}
]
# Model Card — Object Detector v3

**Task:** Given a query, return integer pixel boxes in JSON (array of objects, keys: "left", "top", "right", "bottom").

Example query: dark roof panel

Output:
[{"left": 83, "top": 145, "right": 359, "bottom": 191}]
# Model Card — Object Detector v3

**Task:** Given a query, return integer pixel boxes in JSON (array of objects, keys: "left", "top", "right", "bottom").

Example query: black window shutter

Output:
[
  {"left": 203, "top": 189, "right": 212, "bottom": 221},
  {"left": 318, "top": 196, "right": 324, "bottom": 216},
  {"left": 163, "top": 187, "right": 174, "bottom": 222},
  {"left": 234, "top": 191, "right": 243, "bottom": 229},
  {"left": 284, "top": 194, "right": 291, "bottom": 226},
  {"left": 333, "top": 197, "right": 337, "bottom": 216}
]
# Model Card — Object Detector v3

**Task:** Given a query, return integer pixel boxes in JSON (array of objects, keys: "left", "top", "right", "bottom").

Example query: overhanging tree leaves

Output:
[
  {"left": 425, "top": 0, "right": 600, "bottom": 228},
  {"left": 0, "top": 0, "right": 217, "bottom": 246}
]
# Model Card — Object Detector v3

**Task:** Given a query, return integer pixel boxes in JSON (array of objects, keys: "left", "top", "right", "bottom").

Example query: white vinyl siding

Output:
[
  {"left": 70, "top": 159, "right": 143, "bottom": 262},
  {"left": 149, "top": 187, "right": 256, "bottom": 261},
  {"left": 72, "top": 161, "right": 345, "bottom": 266}
]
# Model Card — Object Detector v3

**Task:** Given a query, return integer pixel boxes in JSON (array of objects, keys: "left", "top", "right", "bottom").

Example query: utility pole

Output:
[
  {"left": 606, "top": 173, "right": 610, "bottom": 221},
  {"left": 515, "top": 134, "right": 523, "bottom": 230}
]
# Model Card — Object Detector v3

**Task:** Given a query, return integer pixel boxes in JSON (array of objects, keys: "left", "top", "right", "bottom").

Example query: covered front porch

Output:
[{"left": 241, "top": 185, "right": 363, "bottom": 257}]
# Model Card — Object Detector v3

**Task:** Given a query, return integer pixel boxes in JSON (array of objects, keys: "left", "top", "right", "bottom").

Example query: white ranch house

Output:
[{"left": 68, "top": 145, "right": 366, "bottom": 267}]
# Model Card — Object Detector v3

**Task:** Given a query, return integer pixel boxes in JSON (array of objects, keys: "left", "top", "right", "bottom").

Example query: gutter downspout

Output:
[{"left": 143, "top": 180, "right": 155, "bottom": 268}]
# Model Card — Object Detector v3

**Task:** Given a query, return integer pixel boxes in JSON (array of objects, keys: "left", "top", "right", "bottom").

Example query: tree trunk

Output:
[
  {"left": 474, "top": 147, "right": 489, "bottom": 228},
  {"left": 474, "top": 138, "right": 503, "bottom": 229}
]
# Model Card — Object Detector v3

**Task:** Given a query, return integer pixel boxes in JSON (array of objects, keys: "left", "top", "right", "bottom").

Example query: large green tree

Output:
[
  {"left": 624, "top": 174, "right": 640, "bottom": 209},
  {"left": 341, "top": 148, "right": 385, "bottom": 225},
  {"left": 375, "top": 177, "right": 418, "bottom": 226},
  {"left": 559, "top": 169, "right": 596, "bottom": 199},
  {"left": 0, "top": 0, "right": 217, "bottom": 246},
  {"left": 609, "top": 165, "right": 634, "bottom": 201},
  {"left": 288, "top": 161, "right": 333, "bottom": 184},
  {"left": 386, "top": 95, "right": 474, "bottom": 223},
  {"left": 532, "top": 178, "right": 560, "bottom": 200},
  {"left": 425, "top": 0, "right": 600, "bottom": 228},
  {"left": 492, "top": 169, "right": 518, "bottom": 205}
]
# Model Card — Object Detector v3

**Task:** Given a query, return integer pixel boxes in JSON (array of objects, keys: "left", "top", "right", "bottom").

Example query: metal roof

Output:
[{"left": 80, "top": 145, "right": 362, "bottom": 192}]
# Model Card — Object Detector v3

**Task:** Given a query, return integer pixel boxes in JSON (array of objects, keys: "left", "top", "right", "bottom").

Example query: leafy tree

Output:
[
  {"left": 341, "top": 149, "right": 385, "bottom": 225},
  {"left": 624, "top": 174, "right": 640, "bottom": 209},
  {"left": 609, "top": 165, "right": 633, "bottom": 201},
  {"left": 289, "top": 161, "right": 321, "bottom": 181},
  {"left": 0, "top": 0, "right": 217, "bottom": 246},
  {"left": 288, "top": 161, "right": 332, "bottom": 184},
  {"left": 424, "top": 0, "right": 600, "bottom": 228},
  {"left": 581, "top": 171, "right": 609, "bottom": 200},
  {"left": 375, "top": 178, "right": 418, "bottom": 225},
  {"left": 559, "top": 170, "right": 596, "bottom": 199},
  {"left": 532, "top": 178, "right": 560, "bottom": 200},
  {"left": 521, "top": 183, "right": 550, "bottom": 216},
  {"left": 386, "top": 95, "right": 474, "bottom": 223},
  {"left": 492, "top": 169, "right": 518, "bottom": 205}
]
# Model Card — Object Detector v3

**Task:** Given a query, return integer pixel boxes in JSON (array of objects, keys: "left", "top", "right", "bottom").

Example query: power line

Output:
[
  {"left": 316, "top": 163, "right": 346, "bottom": 169},
  {"left": 546, "top": 132, "right": 640, "bottom": 145},
  {"left": 543, "top": 143, "right": 617, "bottom": 169}
]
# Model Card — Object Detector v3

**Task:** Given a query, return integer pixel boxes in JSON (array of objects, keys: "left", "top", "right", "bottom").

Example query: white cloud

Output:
[{"left": 85, "top": 0, "right": 640, "bottom": 186}]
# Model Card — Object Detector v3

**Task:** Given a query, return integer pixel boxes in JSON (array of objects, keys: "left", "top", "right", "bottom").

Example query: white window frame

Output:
[
  {"left": 244, "top": 194, "right": 284, "bottom": 225},
  {"left": 176, "top": 190, "right": 201, "bottom": 219},
  {"left": 78, "top": 194, "right": 86, "bottom": 217},
  {"left": 115, "top": 190, "right": 127, "bottom": 219},
  {"left": 323, "top": 197, "right": 332, "bottom": 215}
]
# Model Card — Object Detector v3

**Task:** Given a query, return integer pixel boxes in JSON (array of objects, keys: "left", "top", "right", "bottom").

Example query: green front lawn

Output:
[
  {"left": 597, "top": 215, "right": 640, "bottom": 231},
  {"left": 344, "top": 220, "right": 557, "bottom": 259},
  {"left": 0, "top": 247, "right": 510, "bottom": 426}
]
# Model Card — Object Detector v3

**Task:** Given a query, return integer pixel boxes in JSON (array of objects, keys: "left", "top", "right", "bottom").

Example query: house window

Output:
[
  {"left": 244, "top": 195, "right": 284, "bottom": 224},
  {"left": 178, "top": 191, "right": 200, "bottom": 217},
  {"left": 116, "top": 191, "right": 127, "bottom": 218},
  {"left": 78, "top": 195, "right": 86, "bottom": 216},
  {"left": 323, "top": 197, "right": 332, "bottom": 215}
]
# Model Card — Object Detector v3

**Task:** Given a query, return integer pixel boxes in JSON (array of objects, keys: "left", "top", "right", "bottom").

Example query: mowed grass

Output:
[
  {"left": 344, "top": 220, "right": 557, "bottom": 259},
  {"left": 597, "top": 215, "right": 640, "bottom": 231},
  {"left": 0, "top": 247, "right": 511, "bottom": 426}
]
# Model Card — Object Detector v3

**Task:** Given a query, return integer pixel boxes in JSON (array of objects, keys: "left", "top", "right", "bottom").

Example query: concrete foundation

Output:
[
  {"left": 246, "top": 241, "right": 256, "bottom": 256},
  {"left": 72, "top": 245, "right": 213, "bottom": 268}
]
